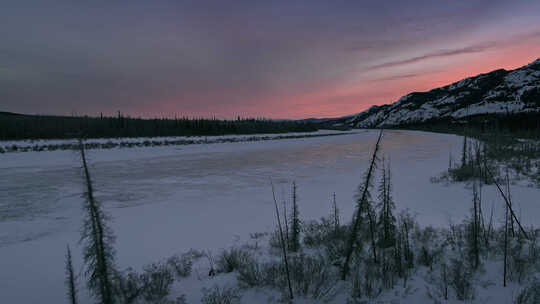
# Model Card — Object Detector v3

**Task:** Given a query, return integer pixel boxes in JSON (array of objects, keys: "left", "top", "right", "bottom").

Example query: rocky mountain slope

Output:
[{"left": 345, "top": 58, "right": 540, "bottom": 128}]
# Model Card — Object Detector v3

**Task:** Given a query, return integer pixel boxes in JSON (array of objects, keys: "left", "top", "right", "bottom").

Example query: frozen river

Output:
[{"left": 1, "top": 130, "right": 539, "bottom": 303}]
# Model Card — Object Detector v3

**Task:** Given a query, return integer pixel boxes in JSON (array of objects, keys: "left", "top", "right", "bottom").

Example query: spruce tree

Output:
[
  {"left": 506, "top": 170, "right": 515, "bottom": 237},
  {"left": 376, "top": 158, "right": 398, "bottom": 287},
  {"left": 366, "top": 194, "right": 378, "bottom": 264},
  {"left": 469, "top": 182, "right": 480, "bottom": 269},
  {"left": 401, "top": 216, "right": 413, "bottom": 286},
  {"left": 65, "top": 245, "right": 78, "bottom": 304},
  {"left": 332, "top": 192, "right": 340, "bottom": 237},
  {"left": 282, "top": 197, "right": 290, "bottom": 250},
  {"left": 289, "top": 181, "right": 301, "bottom": 252},
  {"left": 377, "top": 158, "right": 396, "bottom": 249},
  {"left": 271, "top": 182, "right": 293, "bottom": 300},
  {"left": 79, "top": 139, "right": 116, "bottom": 304},
  {"left": 342, "top": 128, "right": 383, "bottom": 280},
  {"left": 461, "top": 136, "right": 468, "bottom": 169},
  {"left": 504, "top": 199, "right": 508, "bottom": 287}
]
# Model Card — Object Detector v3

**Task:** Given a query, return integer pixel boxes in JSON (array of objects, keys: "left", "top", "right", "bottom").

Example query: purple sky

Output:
[{"left": 1, "top": 1, "right": 540, "bottom": 119}]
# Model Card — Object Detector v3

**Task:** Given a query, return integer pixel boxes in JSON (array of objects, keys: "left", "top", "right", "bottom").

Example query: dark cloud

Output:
[
  {"left": 364, "top": 29, "right": 540, "bottom": 72},
  {"left": 365, "top": 44, "right": 494, "bottom": 71},
  {"left": 370, "top": 74, "right": 421, "bottom": 82}
]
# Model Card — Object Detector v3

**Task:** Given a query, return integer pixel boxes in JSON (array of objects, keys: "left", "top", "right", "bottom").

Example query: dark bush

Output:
[{"left": 216, "top": 247, "right": 253, "bottom": 273}]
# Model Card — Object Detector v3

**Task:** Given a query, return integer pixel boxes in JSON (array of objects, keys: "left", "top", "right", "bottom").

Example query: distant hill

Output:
[
  {"left": 0, "top": 111, "right": 28, "bottom": 117},
  {"left": 326, "top": 58, "right": 540, "bottom": 132}
]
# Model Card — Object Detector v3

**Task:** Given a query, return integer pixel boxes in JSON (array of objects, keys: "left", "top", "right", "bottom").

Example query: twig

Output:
[
  {"left": 484, "top": 164, "right": 529, "bottom": 240},
  {"left": 271, "top": 180, "right": 294, "bottom": 300}
]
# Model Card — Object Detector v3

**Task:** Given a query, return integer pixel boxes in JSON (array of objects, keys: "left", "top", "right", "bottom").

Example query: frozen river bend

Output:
[{"left": 1, "top": 130, "right": 539, "bottom": 303}]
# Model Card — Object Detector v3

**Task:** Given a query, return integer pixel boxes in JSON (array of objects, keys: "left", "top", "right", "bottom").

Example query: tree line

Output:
[
  {"left": 393, "top": 112, "right": 540, "bottom": 140},
  {"left": 0, "top": 112, "right": 319, "bottom": 140}
]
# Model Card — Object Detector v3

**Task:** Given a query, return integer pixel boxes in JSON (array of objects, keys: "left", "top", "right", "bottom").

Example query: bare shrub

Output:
[
  {"left": 448, "top": 257, "right": 475, "bottom": 301},
  {"left": 303, "top": 217, "right": 347, "bottom": 263},
  {"left": 166, "top": 253, "right": 193, "bottom": 278},
  {"left": 413, "top": 226, "right": 446, "bottom": 271},
  {"left": 348, "top": 259, "right": 383, "bottom": 301},
  {"left": 141, "top": 262, "right": 174, "bottom": 303},
  {"left": 249, "top": 232, "right": 268, "bottom": 250},
  {"left": 114, "top": 268, "right": 145, "bottom": 304},
  {"left": 515, "top": 280, "right": 540, "bottom": 304},
  {"left": 268, "top": 230, "right": 282, "bottom": 251},
  {"left": 201, "top": 285, "right": 241, "bottom": 304},
  {"left": 425, "top": 262, "right": 449, "bottom": 302},
  {"left": 237, "top": 257, "right": 279, "bottom": 288},
  {"left": 237, "top": 252, "right": 338, "bottom": 300},
  {"left": 216, "top": 247, "right": 252, "bottom": 273},
  {"left": 507, "top": 233, "right": 540, "bottom": 283},
  {"left": 288, "top": 253, "right": 338, "bottom": 299}
]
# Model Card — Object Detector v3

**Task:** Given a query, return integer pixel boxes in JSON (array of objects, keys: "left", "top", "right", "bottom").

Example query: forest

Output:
[
  {"left": 389, "top": 112, "right": 540, "bottom": 140},
  {"left": 0, "top": 111, "right": 320, "bottom": 140}
]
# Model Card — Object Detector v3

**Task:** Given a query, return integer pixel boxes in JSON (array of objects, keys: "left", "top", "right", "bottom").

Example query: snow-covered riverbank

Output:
[
  {"left": 1, "top": 130, "right": 539, "bottom": 303},
  {"left": 0, "top": 130, "right": 351, "bottom": 153}
]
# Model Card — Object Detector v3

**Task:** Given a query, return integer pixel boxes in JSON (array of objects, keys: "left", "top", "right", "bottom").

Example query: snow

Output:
[
  {"left": 504, "top": 69, "right": 540, "bottom": 87},
  {"left": 0, "top": 129, "right": 345, "bottom": 151},
  {"left": 351, "top": 60, "right": 540, "bottom": 128},
  {"left": 394, "top": 94, "right": 413, "bottom": 106},
  {"left": 1, "top": 130, "right": 540, "bottom": 303},
  {"left": 448, "top": 78, "right": 472, "bottom": 90},
  {"left": 451, "top": 101, "right": 524, "bottom": 118},
  {"left": 433, "top": 95, "right": 457, "bottom": 106}
]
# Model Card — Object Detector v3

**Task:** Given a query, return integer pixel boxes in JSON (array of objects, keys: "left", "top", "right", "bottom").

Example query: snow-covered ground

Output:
[
  {"left": 1, "top": 130, "right": 539, "bottom": 303},
  {"left": 0, "top": 129, "right": 345, "bottom": 152}
]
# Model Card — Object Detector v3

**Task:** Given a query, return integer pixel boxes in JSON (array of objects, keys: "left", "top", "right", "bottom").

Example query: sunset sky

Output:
[{"left": 2, "top": 0, "right": 540, "bottom": 119}]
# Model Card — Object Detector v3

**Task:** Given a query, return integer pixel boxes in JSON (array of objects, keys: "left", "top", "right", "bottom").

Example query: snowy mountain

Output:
[{"left": 345, "top": 58, "right": 540, "bottom": 128}]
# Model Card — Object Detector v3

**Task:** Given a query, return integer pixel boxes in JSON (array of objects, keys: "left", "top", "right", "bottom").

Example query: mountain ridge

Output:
[{"left": 337, "top": 58, "right": 540, "bottom": 128}]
